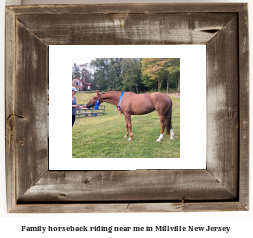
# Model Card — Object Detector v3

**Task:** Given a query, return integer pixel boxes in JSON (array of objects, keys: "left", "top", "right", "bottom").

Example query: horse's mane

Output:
[
  {"left": 102, "top": 91, "right": 121, "bottom": 94},
  {"left": 101, "top": 91, "right": 122, "bottom": 96}
]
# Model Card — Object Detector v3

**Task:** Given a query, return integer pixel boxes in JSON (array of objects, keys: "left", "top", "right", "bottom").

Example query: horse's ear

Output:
[{"left": 96, "top": 91, "right": 101, "bottom": 96}]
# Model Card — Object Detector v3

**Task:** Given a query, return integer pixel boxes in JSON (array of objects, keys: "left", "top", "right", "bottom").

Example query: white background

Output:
[
  {"left": 49, "top": 45, "right": 206, "bottom": 170},
  {"left": 1, "top": 0, "right": 252, "bottom": 237}
]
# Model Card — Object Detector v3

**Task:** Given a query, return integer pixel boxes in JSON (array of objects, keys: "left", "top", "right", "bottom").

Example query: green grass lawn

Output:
[{"left": 72, "top": 92, "right": 180, "bottom": 158}]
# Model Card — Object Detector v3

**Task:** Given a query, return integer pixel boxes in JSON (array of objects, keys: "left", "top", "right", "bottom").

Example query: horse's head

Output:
[{"left": 86, "top": 91, "right": 102, "bottom": 108}]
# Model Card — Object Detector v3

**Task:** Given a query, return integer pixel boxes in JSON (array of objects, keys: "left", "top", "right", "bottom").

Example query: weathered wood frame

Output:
[{"left": 5, "top": 4, "right": 249, "bottom": 213}]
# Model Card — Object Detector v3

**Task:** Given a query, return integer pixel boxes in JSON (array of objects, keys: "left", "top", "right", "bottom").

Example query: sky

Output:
[
  {"left": 72, "top": 58, "right": 95, "bottom": 73},
  {"left": 72, "top": 58, "right": 95, "bottom": 66}
]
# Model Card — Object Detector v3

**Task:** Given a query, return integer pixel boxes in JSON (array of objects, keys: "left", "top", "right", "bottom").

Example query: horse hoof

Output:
[
  {"left": 156, "top": 139, "right": 161, "bottom": 142},
  {"left": 170, "top": 137, "right": 174, "bottom": 140},
  {"left": 128, "top": 138, "right": 132, "bottom": 141},
  {"left": 124, "top": 135, "right": 128, "bottom": 138}
]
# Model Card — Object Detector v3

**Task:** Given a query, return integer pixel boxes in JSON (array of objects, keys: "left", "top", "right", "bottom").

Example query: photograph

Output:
[{"left": 71, "top": 58, "right": 180, "bottom": 158}]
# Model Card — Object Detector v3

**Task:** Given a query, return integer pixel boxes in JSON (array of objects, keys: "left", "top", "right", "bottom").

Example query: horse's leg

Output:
[
  {"left": 128, "top": 116, "right": 133, "bottom": 141},
  {"left": 156, "top": 115, "right": 166, "bottom": 142},
  {"left": 165, "top": 103, "right": 174, "bottom": 140},
  {"left": 124, "top": 113, "right": 133, "bottom": 141},
  {"left": 124, "top": 116, "right": 129, "bottom": 139},
  {"left": 170, "top": 124, "right": 174, "bottom": 140}
]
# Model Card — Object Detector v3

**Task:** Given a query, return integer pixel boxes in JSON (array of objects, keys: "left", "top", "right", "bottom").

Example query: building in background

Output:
[{"left": 72, "top": 76, "right": 92, "bottom": 91}]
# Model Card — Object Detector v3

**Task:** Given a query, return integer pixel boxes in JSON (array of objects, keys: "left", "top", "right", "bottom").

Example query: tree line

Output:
[{"left": 72, "top": 58, "right": 180, "bottom": 93}]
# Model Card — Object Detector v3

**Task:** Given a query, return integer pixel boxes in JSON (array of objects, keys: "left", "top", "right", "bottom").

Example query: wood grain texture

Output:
[
  {"left": 206, "top": 16, "right": 239, "bottom": 198},
  {"left": 15, "top": 20, "right": 48, "bottom": 200},
  {"left": 16, "top": 13, "right": 235, "bottom": 45},
  {"left": 10, "top": 202, "right": 247, "bottom": 213},
  {"left": 238, "top": 4, "right": 249, "bottom": 208},
  {"left": 5, "top": 3, "right": 249, "bottom": 213},
  {"left": 5, "top": 7, "right": 17, "bottom": 212},
  {"left": 7, "top": 3, "right": 247, "bottom": 14},
  {"left": 125, "top": 202, "right": 248, "bottom": 213},
  {"left": 18, "top": 170, "right": 236, "bottom": 202}
]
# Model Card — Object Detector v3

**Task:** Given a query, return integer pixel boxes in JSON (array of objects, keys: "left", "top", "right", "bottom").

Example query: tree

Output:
[
  {"left": 90, "top": 58, "right": 144, "bottom": 92},
  {"left": 90, "top": 58, "right": 108, "bottom": 91},
  {"left": 72, "top": 63, "right": 81, "bottom": 79},
  {"left": 166, "top": 58, "right": 180, "bottom": 92},
  {"left": 141, "top": 58, "right": 169, "bottom": 92},
  {"left": 79, "top": 64, "right": 92, "bottom": 83},
  {"left": 110, "top": 58, "right": 123, "bottom": 90},
  {"left": 141, "top": 58, "right": 180, "bottom": 93},
  {"left": 121, "top": 58, "right": 142, "bottom": 93}
]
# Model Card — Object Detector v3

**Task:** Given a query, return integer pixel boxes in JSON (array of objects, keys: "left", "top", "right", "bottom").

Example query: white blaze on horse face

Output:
[
  {"left": 156, "top": 134, "right": 163, "bottom": 142},
  {"left": 170, "top": 129, "right": 174, "bottom": 140}
]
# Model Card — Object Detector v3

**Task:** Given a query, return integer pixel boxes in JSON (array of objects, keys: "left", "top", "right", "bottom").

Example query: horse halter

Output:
[
  {"left": 117, "top": 92, "right": 124, "bottom": 111},
  {"left": 98, "top": 93, "right": 102, "bottom": 103},
  {"left": 95, "top": 93, "right": 102, "bottom": 106},
  {"left": 87, "top": 93, "right": 101, "bottom": 108}
]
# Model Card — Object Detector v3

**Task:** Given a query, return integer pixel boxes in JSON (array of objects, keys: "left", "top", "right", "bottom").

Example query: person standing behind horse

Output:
[
  {"left": 72, "top": 87, "right": 86, "bottom": 127},
  {"left": 72, "top": 87, "right": 78, "bottom": 127}
]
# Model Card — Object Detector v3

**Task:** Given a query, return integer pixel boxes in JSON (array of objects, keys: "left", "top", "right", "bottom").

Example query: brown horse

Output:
[{"left": 86, "top": 91, "right": 174, "bottom": 142}]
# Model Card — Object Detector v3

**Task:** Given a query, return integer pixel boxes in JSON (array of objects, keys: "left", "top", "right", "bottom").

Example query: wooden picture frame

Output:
[{"left": 5, "top": 3, "right": 249, "bottom": 213}]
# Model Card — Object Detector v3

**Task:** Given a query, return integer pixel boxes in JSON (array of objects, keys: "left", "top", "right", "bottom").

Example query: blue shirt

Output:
[{"left": 72, "top": 97, "right": 76, "bottom": 115}]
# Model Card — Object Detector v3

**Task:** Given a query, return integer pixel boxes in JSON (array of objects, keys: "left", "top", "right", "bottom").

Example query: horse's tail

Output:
[{"left": 165, "top": 101, "right": 172, "bottom": 135}]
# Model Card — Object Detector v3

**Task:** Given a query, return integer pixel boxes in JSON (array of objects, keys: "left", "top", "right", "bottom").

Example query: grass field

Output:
[{"left": 72, "top": 92, "right": 180, "bottom": 158}]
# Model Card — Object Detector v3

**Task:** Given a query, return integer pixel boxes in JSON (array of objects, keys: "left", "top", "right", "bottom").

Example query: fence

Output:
[{"left": 76, "top": 105, "right": 105, "bottom": 117}]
